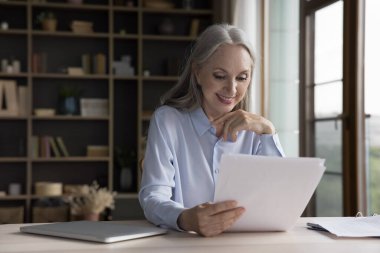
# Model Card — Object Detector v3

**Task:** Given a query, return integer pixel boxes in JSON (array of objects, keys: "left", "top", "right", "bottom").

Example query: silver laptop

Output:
[
  {"left": 214, "top": 154, "right": 326, "bottom": 232},
  {"left": 20, "top": 221, "right": 167, "bottom": 243}
]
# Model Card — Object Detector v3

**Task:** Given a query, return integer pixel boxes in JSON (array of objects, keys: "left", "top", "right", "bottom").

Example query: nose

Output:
[{"left": 225, "top": 78, "right": 237, "bottom": 94}]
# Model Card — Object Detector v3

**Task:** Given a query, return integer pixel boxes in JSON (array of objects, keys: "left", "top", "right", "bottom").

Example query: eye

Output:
[
  {"left": 237, "top": 75, "right": 248, "bottom": 81},
  {"left": 213, "top": 74, "right": 226, "bottom": 80}
]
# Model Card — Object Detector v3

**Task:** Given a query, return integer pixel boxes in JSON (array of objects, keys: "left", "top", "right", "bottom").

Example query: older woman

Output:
[{"left": 139, "top": 24, "right": 284, "bottom": 237}]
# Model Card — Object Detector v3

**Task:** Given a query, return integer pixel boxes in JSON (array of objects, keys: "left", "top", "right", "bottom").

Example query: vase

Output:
[
  {"left": 58, "top": 96, "right": 78, "bottom": 115},
  {"left": 120, "top": 167, "right": 133, "bottom": 191},
  {"left": 42, "top": 19, "right": 57, "bottom": 32},
  {"left": 83, "top": 212, "right": 100, "bottom": 221}
]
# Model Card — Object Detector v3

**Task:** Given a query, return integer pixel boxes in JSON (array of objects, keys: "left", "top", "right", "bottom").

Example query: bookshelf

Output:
[{"left": 0, "top": 0, "right": 214, "bottom": 223}]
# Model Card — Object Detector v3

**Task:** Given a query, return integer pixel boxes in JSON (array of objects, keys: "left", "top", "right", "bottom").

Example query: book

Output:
[
  {"left": 94, "top": 53, "right": 106, "bottom": 74},
  {"left": 189, "top": 18, "right": 200, "bottom": 37},
  {"left": 30, "top": 136, "right": 39, "bottom": 158},
  {"left": 48, "top": 137, "right": 61, "bottom": 157},
  {"left": 0, "top": 80, "right": 19, "bottom": 116},
  {"left": 39, "top": 136, "right": 51, "bottom": 158},
  {"left": 17, "top": 85, "right": 27, "bottom": 116},
  {"left": 56, "top": 137, "right": 69, "bottom": 157},
  {"left": 81, "top": 54, "right": 91, "bottom": 74}
]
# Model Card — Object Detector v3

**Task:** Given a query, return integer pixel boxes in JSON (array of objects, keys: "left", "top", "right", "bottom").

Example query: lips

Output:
[{"left": 216, "top": 94, "right": 236, "bottom": 104}]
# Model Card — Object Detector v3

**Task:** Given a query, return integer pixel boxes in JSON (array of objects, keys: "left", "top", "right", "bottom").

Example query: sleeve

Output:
[
  {"left": 138, "top": 111, "right": 185, "bottom": 230},
  {"left": 255, "top": 133, "right": 286, "bottom": 157}
]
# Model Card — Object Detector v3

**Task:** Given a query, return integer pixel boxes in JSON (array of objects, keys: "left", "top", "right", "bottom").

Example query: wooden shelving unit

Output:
[{"left": 0, "top": 0, "right": 213, "bottom": 223}]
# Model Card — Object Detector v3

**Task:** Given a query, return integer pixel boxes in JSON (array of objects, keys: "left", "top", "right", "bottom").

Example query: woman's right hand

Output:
[{"left": 177, "top": 200, "right": 245, "bottom": 237}]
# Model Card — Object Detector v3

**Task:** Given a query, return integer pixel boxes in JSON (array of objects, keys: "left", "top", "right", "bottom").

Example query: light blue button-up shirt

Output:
[{"left": 139, "top": 106, "right": 285, "bottom": 230}]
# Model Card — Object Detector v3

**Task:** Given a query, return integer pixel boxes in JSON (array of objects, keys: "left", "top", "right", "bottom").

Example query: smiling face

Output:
[{"left": 194, "top": 44, "right": 252, "bottom": 121}]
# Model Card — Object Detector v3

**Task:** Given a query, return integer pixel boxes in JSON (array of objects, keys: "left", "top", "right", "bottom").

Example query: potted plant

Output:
[
  {"left": 114, "top": 147, "right": 136, "bottom": 191},
  {"left": 57, "top": 85, "right": 82, "bottom": 115},
  {"left": 65, "top": 181, "right": 116, "bottom": 221},
  {"left": 36, "top": 11, "right": 57, "bottom": 32}
]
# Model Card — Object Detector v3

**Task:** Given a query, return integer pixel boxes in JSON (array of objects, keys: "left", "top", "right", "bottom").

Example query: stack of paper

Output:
[
  {"left": 307, "top": 216, "right": 380, "bottom": 237},
  {"left": 214, "top": 154, "right": 326, "bottom": 231}
]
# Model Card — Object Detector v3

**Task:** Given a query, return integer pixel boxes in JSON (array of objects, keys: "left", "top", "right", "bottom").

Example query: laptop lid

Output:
[
  {"left": 20, "top": 221, "right": 167, "bottom": 243},
  {"left": 214, "top": 154, "right": 325, "bottom": 232}
]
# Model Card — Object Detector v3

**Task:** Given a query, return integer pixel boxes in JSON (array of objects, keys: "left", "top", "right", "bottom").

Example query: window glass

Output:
[
  {"left": 314, "top": 1, "right": 343, "bottom": 84},
  {"left": 365, "top": 0, "right": 380, "bottom": 214},
  {"left": 314, "top": 81, "right": 342, "bottom": 118}
]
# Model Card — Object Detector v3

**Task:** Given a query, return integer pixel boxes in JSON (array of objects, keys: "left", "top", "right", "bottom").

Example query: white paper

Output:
[
  {"left": 308, "top": 216, "right": 380, "bottom": 237},
  {"left": 214, "top": 154, "right": 325, "bottom": 231}
]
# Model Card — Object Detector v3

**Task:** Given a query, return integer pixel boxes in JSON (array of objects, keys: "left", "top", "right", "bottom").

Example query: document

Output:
[
  {"left": 307, "top": 216, "right": 380, "bottom": 237},
  {"left": 214, "top": 154, "right": 325, "bottom": 231}
]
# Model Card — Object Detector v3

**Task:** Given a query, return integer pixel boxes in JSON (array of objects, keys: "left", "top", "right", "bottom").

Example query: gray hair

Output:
[{"left": 161, "top": 23, "right": 255, "bottom": 111}]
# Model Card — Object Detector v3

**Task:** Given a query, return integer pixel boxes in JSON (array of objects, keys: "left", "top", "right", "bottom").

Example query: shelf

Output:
[
  {"left": 115, "top": 193, "right": 139, "bottom": 199},
  {"left": 142, "top": 34, "right": 195, "bottom": 41},
  {"left": 0, "top": 116, "right": 27, "bottom": 120},
  {"left": 0, "top": 29, "right": 28, "bottom": 35},
  {"left": 31, "top": 2, "right": 110, "bottom": 11},
  {"left": 32, "top": 157, "right": 110, "bottom": 162},
  {"left": 32, "top": 73, "right": 109, "bottom": 79},
  {"left": 0, "top": 195, "right": 28, "bottom": 201},
  {"left": 142, "top": 76, "right": 178, "bottom": 81},
  {"left": 0, "top": 0, "right": 213, "bottom": 223},
  {"left": 113, "top": 34, "right": 139, "bottom": 39},
  {"left": 0, "top": 72, "right": 28, "bottom": 78},
  {"left": 32, "top": 115, "right": 109, "bottom": 121},
  {"left": 32, "top": 30, "right": 109, "bottom": 38},
  {"left": 0, "top": 1, "right": 27, "bottom": 7},
  {"left": 142, "top": 8, "right": 213, "bottom": 15},
  {"left": 0, "top": 157, "right": 27, "bottom": 163}
]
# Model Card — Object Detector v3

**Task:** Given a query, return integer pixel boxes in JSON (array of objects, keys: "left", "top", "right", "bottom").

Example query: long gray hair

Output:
[{"left": 161, "top": 23, "right": 255, "bottom": 111}]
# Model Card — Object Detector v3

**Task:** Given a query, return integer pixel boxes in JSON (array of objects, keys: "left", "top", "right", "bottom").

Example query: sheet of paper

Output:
[
  {"left": 214, "top": 154, "right": 325, "bottom": 231},
  {"left": 308, "top": 216, "right": 380, "bottom": 237}
]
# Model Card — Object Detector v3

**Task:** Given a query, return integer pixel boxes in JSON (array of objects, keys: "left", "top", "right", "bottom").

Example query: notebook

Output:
[
  {"left": 214, "top": 154, "right": 325, "bottom": 232},
  {"left": 20, "top": 221, "right": 167, "bottom": 243}
]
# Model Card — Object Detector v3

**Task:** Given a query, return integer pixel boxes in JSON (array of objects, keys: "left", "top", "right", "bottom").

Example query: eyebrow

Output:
[{"left": 213, "top": 68, "right": 250, "bottom": 75}]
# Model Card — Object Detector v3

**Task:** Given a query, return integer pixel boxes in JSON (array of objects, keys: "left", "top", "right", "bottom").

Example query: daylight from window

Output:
[{"left": 365, "top": 0, "right": 380, "bottom": 214}]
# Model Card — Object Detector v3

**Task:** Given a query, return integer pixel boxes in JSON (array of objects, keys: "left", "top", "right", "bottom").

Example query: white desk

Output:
[{"left": 1, "top": 218, "right": 379, "bottom": 253}]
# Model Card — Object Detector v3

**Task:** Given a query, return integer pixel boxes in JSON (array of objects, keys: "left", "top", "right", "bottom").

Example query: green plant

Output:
[
  {"left": 58, "top": 85, "right": 82, "bottom": 98},
  {"left": 114, "top": 147, "right": 136, "bottom": 168},
  {"left": 36, "top": 11, "right": 56, "bottom": 24}
]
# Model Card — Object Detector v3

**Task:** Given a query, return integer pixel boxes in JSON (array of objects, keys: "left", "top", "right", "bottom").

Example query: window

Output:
[
  {"left": 365, "top": 0, "right": 380, "bottom": 214},
  {"left": 300, "top": 0, "right": 365, "bottom": 216}
]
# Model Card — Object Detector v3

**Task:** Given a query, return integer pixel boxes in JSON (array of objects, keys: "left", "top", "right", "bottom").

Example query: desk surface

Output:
[{"left": 1, "top": 218, "right": 379, "bottom": 253}]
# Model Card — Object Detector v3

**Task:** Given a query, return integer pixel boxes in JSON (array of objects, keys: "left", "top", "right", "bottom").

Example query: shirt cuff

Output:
[
  {"left": 167, "top": 206, "right": 186, "bottom": 231},
  {"left": 259, "top": 133, "right": 285, "bottom": 157}
]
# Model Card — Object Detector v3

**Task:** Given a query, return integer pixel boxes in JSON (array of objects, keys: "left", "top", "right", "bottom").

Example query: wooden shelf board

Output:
[
  {"left": 143, "top": 75, "right": 178, "bottom": 81},
  {"left": 112, "top": 76, "right": 139, "bottom": 81},
  {"left": 0, "top": 116, "right": 28, "bottom": 120},
  {"left": 0, "top": 1, "right": 27, "bottom": 7},
  {"left": 0, "top": 29, "right": 28, "bottom": 35},
  {"left": 32, "top": 73, "right": 109, "bottom": 79},
  {"left": 0, "top": 72, "right": 28, "bottom": 77},
  {"left": 0, "top": 195, "right": 28, "bottom": 201},
  {"left": 143, "top": 35, "right": 195, "bottom": 41},
  {"left": 32, "top": 30, "right": 109, "bottom": 38},
  {"left": 112, "top": 6, "right": 139, "bottom": 12},
  {"left": 142, "top": 8, "right": 213, "bottom": 15},
  {"left": 31, "top": 2, "right": 109, "bottom": 11},
  {"left": 115, "top": 193, "right": 138, "bottom": 199},
  {"left": 32, "top": 115, "right": 109, "bottom": 121},
  {"left": 113, "top": 34, "right": 139, "bottom": 39},
  {"left": 0, "top": 157, "right": 27, "bottom": 162},
  {"left": 32, "top": 157, "right": 110, "bottom": 162}
]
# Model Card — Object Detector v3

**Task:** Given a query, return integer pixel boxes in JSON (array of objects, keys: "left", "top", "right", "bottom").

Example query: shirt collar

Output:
[{"left": 190, "top": 107, "right": 213, "bottom": 136}]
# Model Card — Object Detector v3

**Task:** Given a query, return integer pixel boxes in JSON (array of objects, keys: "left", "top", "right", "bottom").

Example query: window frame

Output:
[{"left": 299, "top": 0, "right": 366, "bottom": 216}]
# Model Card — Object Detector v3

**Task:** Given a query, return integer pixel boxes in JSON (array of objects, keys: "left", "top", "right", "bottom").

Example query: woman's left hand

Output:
[{"left": 212, "top": 109, "right": 275, "bottom": 142}]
